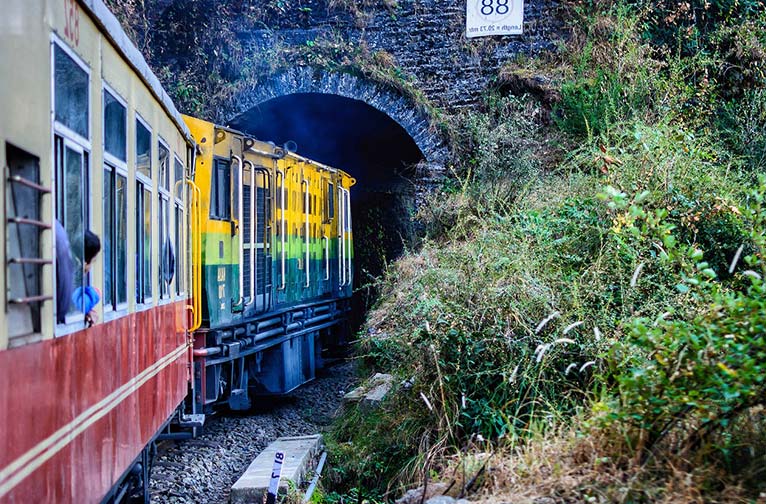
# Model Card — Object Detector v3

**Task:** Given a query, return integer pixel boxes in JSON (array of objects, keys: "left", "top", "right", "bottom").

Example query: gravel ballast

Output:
[{"left": 150, "top": 361, "right": 357, "bottom": 503}]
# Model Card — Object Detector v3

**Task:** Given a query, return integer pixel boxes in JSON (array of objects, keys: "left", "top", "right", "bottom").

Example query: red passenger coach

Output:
[{"left": 0, "top": 1, "right": 196, "bottom": 502}]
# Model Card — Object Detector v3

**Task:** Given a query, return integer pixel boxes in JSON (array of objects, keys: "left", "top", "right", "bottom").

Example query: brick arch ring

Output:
[{"left": 221, "top": 66, "right": 449, "bottom": 165}]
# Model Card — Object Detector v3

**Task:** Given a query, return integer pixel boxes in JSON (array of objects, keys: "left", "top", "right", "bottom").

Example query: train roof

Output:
[
  {"left": 212, "top": 122, "right": 356, "bottom": 184},
  {"left": 78, "top": 0, "right": 195, "bottom": 147}
]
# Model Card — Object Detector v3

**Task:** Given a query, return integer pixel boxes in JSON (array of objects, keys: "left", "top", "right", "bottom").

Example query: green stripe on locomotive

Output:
[{"left": 201, "top": 230, "right": 353, "bottom": 328}]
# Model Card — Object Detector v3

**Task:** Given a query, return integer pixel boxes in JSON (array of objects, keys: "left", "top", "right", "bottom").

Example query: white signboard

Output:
[
  {"left": 265, "top": 451, "right": 285, "bottom": 504},
  {"left": 466, "top": 0, "right": 524, "bottom": 38}
]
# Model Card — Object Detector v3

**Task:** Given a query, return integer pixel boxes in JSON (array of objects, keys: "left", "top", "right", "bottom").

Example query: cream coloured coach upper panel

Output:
[{"left": 0, "top": 0, "right": 193, "bottom": 349}]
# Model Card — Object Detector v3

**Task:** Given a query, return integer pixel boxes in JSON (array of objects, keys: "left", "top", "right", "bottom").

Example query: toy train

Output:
[{"left": 0, "top": 1, "right": 354, "bottom": 502}]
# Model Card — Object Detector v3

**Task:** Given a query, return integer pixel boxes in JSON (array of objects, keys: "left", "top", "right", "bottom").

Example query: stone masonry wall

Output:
[
  {"left": 110, "top": 0, "right": 565, "bottom": 181},
  {"left": 242, "top": 0, "right": 564, "bottom": 113}
]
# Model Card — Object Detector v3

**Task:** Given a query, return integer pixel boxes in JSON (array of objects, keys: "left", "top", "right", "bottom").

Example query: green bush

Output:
[
  {"left": 719, "top": 89, "right": 766, "bottom": 172},
  {"left": 612, "top": 181, "right": 766, "bottom": 475}
]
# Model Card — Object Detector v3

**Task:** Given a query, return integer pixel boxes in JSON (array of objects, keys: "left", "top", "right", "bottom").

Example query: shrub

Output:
[
  {"left": 611, "top": 181, "right": 766, "bottom": 480},
  {"left": 719, "top": 89, "right": 766, "bottom": 172}
]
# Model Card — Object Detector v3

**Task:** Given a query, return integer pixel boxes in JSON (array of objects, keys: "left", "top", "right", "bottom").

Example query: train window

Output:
[
  {"left": 175, "top": 156, "right": 184, "bottom": 199},
  {"left": 54, "top": 136, "right": 90, "bottom": 324},
  {"left": 136, "top": 119, "right": 151, "bottom": 179},
  {"left": 103, "top": 90, "right": 126, "bottom": 162},
  {"left": 135, "top": 116, "right": 152, "bottom": 304},
  {"left": 54, "top": 44, "right": 89, "bottom": 139},
  {"left": 103, "top": 87, "right": 128, "bottom": 313},
  {"left": 103, "top": 167, "right": 128, "bottom": 311},
  {"left": 6, "top": 144, "right": 44, "bottom": 346},
  {"left": 174, "top": 156, "right": 185, "bottom": 295},
  {"left": 135, "top": 187, "right": 152, "bottom": 304},
  {"left": 325, "top": 182, "right": 335, "bottom": 222},
  {"left": 159, "top": 142, "right": 171, "bottom": 191},
  {"left": 158, "top": 142, "right": 172, "bottom": 300},
  {"left": 53, "top": 40, "right": 91, "bottom": 330},
  {"left": 210, "top": 158, "right": 231, "bottom": 220}
]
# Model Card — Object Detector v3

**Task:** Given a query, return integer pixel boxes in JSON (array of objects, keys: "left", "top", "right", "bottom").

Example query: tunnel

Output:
[{"left": 228, "top": 92, "right": 426, "bottom": 327}]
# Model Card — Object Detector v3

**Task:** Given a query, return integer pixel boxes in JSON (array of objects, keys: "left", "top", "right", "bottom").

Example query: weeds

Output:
[{"left": 329, "top": 1, "right": 766, "bottom": 499}]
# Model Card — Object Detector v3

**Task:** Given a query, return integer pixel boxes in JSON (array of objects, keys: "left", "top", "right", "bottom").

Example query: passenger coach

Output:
[{"left": 0, "top": 1, "right": 195, "bottom": 502}]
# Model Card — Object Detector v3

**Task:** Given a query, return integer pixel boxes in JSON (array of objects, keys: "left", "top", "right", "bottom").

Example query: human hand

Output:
[{"left": 85, "top": 309, "right": 99, "bottom": 327}]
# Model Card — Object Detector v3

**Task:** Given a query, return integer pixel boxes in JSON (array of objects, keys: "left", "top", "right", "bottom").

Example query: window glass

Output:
[
  {"left": 135, "top": 183, "right": 152, "bottom": 304},
  {"left": 143, "top": 187, "right": 152, "bottom": 299},
  {"left": 174, "top": 158, "right": 184, "bottom": 199},
  {"left": 175, "top": 205, "right": 184, "bottom": 294},
  {"left": 116, "top": 175, "right": 127, "bottom": 305},
  {"left": 54, "top": 45, "right": 88, "bottom": 138},
  {"left": 210, "top": 158, "right": 231, "bottom": 220},
  {"left": 104, "top": 91, "right": 126, "bottom": 161},
  {"left": 103, "top": 169, "right": 127, "bottom": 310},
  {"left": 56, "top": 138, "right": 89, "bottom": 323},
  {"left": 136, "top": 119, "right": 151, "bottom": 178},
  {"left": 159, "top": 143, "right": 170, "bottom": 191},
  {"left": 103, "top": 168, "right": 114, "bottom": 308},
  {"left": 65, "top": 146, "right": 84, "bottom": 296},
  {"left": 159, "top": 196, "right": 170, "bottom": 298}
]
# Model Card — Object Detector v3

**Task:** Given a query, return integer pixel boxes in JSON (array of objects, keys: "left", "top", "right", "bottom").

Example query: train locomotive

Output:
[
  {"left": 184, "top": 116, "right": 355, "bottom": 414},
  {"left": 0, "top": 1, "right": 355, "bottom": 502}
]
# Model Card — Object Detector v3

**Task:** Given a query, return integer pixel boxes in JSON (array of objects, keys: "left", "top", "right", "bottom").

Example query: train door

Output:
[
  {"left": 274, "top": 159, "right": 286, "bottom": 305},
  {"left": 206, "top": 127, "right": 238, "bottom": 325},
  {"left": 320, "top": 171, "right": 334, "bottom": 298},
  {"left": 338, "top": 173, "right": 355, "bottom": 297},
  {"left": 242, "top": 150, "right": 273, "bottom": 314}
]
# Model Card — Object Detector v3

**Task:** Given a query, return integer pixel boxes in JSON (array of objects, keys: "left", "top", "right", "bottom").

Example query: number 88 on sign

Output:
[{"left": 466, "top": 0, "right": 524, "bottom": 38}]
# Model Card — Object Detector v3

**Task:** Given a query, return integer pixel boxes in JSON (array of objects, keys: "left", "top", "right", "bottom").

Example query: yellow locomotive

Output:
[{"left": 184, "top": 116, "right": 355, "bottom": 411}]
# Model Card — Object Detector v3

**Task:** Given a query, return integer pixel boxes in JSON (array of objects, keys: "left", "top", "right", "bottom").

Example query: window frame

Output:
[
  {"left": 52, "top": 132, "right": 93, "bottom": 337},
  {"left": 173, "top": 154, "right": 186, "bottom": 297},
  {"left": 157, "top": 137, "right": 172, "bottom": 303},
  {"left": 102, "top": 82, "right": 128, "bottom": 166},
  {"left": 135, "top": 112, "right": 153, "bottom": 307},
  {"left": 51, "top": 36, "right": 91, "bottom": 149},
  {"left": 210, "top": 156, "right": 232, "bottom": 221},
  {"left": 102, "top": 83, "right": 129, "bottom": 320}
]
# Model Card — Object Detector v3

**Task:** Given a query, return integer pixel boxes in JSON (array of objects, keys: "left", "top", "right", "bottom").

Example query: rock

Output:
[
  {"left": 343, "top": 385, "right": 366, "bottom": 402},
  {"left": 395, "top": 483, "right": 449, "bottom": 504},
  {"left": 425, "top": 497, "right": 453, "bottom": 504},
  {"left": 361, "top": 373, "right": 394, "bottom": 409},
  {"left": 343, "top": 373, "right": 395, "bottom": 408}
]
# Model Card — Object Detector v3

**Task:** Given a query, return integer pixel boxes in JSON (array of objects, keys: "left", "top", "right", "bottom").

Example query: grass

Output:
[{"left": 324, "top": 1, "right": 766, "bottom": 501}]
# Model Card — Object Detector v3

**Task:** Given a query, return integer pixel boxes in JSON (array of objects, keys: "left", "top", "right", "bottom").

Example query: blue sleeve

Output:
[{"left": 71, "top": 286, "right": 100, "bottom": 314}]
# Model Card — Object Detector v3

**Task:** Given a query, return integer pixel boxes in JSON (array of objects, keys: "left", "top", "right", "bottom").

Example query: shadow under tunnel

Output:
[{"left": 228, "top": 93, "right": 425, "bottom": 330}]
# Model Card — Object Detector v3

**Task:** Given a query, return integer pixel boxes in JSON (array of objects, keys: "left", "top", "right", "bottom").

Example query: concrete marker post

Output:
[{"left": 266, "top": 451, "right": 285, "bottom": 504}]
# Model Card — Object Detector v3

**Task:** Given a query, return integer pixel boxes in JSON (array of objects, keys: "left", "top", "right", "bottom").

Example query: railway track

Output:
[{"left": 150, "top": 361, "right": 357, "bottom": 503}]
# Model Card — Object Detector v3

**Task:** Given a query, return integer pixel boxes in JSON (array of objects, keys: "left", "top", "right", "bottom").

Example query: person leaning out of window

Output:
[{"left": 71, "top": 231, "right": 102, "bottom": 327}]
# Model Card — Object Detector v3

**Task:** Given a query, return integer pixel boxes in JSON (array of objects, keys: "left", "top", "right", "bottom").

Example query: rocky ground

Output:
[{"left": 149, "top": 360, "right": 358, "bottom": 503}]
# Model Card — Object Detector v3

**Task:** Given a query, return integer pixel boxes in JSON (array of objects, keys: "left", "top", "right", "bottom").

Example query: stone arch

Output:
[{"left": 222, "top": 66, "right": 449, "bottom": 165}]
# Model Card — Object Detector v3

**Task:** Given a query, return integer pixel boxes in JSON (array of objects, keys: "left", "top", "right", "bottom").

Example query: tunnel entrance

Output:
[{"left": 228, "top": 93, "right": 425, "bottom": 328}]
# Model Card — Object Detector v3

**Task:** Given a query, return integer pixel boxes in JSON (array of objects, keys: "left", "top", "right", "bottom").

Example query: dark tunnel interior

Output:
[{"left": 228, "top": 93, "right": 425, "bottom": 326}]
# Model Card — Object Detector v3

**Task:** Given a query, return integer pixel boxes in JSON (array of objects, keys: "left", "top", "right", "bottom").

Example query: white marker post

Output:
[
  {"left": 466, "top": 0, "right": 524, "bottom": 38},
  {"left": 266, "top": 451, "right": 285, "bottom": 504}
]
